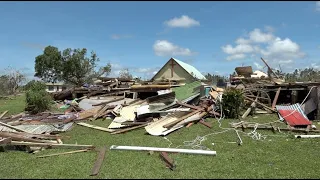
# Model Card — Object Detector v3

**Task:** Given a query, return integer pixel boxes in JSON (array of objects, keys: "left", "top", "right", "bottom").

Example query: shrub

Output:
[
  {"left": 221, "top": 88, "right": 244, "bottom": 119},
  {"left": 25, "top": 81, "right": 52, "bottom": 114}
]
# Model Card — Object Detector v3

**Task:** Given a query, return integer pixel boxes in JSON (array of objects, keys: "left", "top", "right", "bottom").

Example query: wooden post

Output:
[
  {"left": 170, "top": 59, "right": 176, "bottom": 78},
  {"left": 291, "top": 90, "right": 298, "bottom": 104}
]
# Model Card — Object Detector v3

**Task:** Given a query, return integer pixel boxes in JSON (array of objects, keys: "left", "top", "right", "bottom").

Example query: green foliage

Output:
[
  {"left": 285, "top": 68, "right": 320, "bottom": 82},
  {"left": 221, "top": 88, "right": 244, "bottom": 119},
  {"left": 35, "top": 46, "right": 112, "bottom": 86},
  {"left": 25, "top": 81, "right": 52, "bottom": 114},
  {"left": 205, "top": 73, "right": 227, "bottom": 86}
]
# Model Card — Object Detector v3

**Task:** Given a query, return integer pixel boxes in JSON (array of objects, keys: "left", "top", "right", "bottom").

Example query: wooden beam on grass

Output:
[
  {"left": 76, "top": 122, "right": 115, "bottom": 133},
  {"left": 10, "top": 141, "right": 95, "bottom": 149},
  {"left": 110, "top": 123, "right": 148, "bottom": 135},
  {"left": 0, "top": 111, "right": 8, "bottom": 119},
  {"left": 36, "top": 149, "right": 90, "bottom": 158},
  {"left": 90, "top": 146, "right": 107, "bottom": 176}
]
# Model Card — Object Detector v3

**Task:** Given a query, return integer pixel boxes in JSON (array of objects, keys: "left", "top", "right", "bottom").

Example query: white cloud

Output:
[
  {"left": 278, "top": 60, "right": 293, "bottom": 64},
  {"left": 226, "top": 54, "right": 246, "bottom": 61},
  {"left": 110, "top": 34, "right": 133, "bottom": 40},
  {"left": 264, "top": 25, "right": 275, "bottom": 33},
  {"left": 164, "top": 15, "right": 200, "bottom": 28},
  {"left": 222, "top": 44, "right": 255, "bottom": 55},
  {"left": 221, "top": 28, "right": 305, "bottom": 69},
  {"left": 153, "top": 40, "right": 196, "bottom": 56},
  {"left": 254, "top": 62, "right": 263, "bottom": 70},
  {"left": 249, "top": 28, "right": 275, "bottom": 43},
  {"left": 235, "top": 38, "right": 251, "bottom": 44},
  {"left": 153, "top": 71, "right": 158, "bottom": 75},
  {"left": 316, "top": 1, "right": 320, "bottom": 11}
]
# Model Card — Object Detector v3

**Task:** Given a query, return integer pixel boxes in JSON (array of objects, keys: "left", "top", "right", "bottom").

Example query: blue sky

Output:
[{"left": 0, "top": 1, "right": 320, "bottom": 80}]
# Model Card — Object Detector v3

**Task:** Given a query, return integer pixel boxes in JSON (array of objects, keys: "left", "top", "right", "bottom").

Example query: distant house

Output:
[
  {"left": 45, "top": 82, "right": 67, "bottom": 93},
  {"left": 151, "top": 57, "right": 207, "bottom": 84}
]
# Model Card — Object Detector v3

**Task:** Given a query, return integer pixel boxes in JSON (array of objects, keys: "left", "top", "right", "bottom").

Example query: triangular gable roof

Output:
[{"left": 151, "top": 57, "right": 206, "bottom": 80}]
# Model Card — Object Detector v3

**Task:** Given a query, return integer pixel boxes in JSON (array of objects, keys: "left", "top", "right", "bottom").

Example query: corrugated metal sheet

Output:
[
  {"left": 173, "top": 58, "right": 206, "bottom": 80},
  {"left": 278, "top": 110, "right": 311, "bottom": 126},
  {"left": 275, "top": 103, "right": 308, "bottom": 121},
  {"left": 0, "top": 123, "right": 73, "bottom": 134}
]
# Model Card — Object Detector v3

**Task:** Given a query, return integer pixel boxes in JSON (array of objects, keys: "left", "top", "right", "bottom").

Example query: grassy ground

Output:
[{"left": 1, "top": 95, "right": 320, "bottom": 179}]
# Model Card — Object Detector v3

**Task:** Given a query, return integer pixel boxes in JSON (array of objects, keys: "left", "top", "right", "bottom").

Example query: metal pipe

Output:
[
  {"left": 110, "top": 145, "right": 216, "bottom": 156},
  {"left": 295, "top": 135, "right": 320, "bottom": 138}
]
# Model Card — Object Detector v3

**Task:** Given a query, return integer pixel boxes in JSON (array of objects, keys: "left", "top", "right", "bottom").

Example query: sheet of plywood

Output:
[
  {"left": 77, "top": 107, "right": 101, "bottom": 120},
  {"left": 145, "top": 112, "right": 188, "bottom": 136}
]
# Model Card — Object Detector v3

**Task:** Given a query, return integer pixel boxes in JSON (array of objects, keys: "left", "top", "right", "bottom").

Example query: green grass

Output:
[{"left": 1, "top": 95, "right": 320, "bottom": 178}]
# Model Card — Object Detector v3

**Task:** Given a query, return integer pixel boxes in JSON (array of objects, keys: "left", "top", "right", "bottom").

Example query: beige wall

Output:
[{"left": 153, "top": 60, "right": 194, "bottom": 83}]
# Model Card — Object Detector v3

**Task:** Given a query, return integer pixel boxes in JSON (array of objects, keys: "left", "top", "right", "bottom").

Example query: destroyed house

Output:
[
  {"left": 151, "top": 58, "right": 206, "bottom": 84},
  {"left": 45, "top": 82, "right": 67, "bottom": 93}
]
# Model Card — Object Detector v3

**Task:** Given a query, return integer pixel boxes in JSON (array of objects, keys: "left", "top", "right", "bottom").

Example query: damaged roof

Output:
[{"left": 172, "top": 58, "right": 206, "bottom": 80}]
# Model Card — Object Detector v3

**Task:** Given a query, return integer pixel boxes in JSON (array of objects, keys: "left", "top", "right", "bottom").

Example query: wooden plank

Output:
[
  {"left": 159, "top": 152, "right": 175, "bottom": 170},
  {"left": 272, "top": 87, "right": 281, "bottom": 109},
  {"left": 0, "top": 132, "right": 59, "bottom": 143},
  {"left": 244, "top": 96, "right": 276, "bottom": 112},
  {"left": 163, "top": 109, "right": 204, "bottom": 128},
  {"left": 36, "top": 149, "right": 89, "bottom": 158},
  {"left": 77, "top": 122, "right": 114, "bottom": 133},
  {"left": 110, "top": 123, "right": 147, "bottom": 135},
  {"left": 176, "top": 101, "right": 202, "bottom": 110},
  {"left": 63, "top": 115, "right": 77, "bottom": 124},
  {"left": 90, "top": 146, "right": 107, "bottom": 176},
  {"left": 0, "top": 111, "right": 8, "bottom": 119},
  {"left": 198, "top": 119, "right": 212, "bottom": 128},
  {"left": 186, "top": 122, "right": 194, "bottom": 128},
  {"left": 10, "top": 141, "right": 95, "bottom": 149},
  {"left": 92, "top": 104, "right": 110, "bottom": 120}
]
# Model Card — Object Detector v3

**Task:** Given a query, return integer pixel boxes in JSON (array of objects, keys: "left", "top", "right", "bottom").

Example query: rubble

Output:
[{"left": 1, "top": 58, "right": 320, "bottom": 173}]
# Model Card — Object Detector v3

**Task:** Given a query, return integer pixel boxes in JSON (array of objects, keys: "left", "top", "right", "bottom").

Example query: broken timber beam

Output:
[
  {"left": 110, "top": 123, "right": 148, "bottom": 135},
  {"left": 244, "top": 96, "right": 276, "bottom": 112},
  {"left": 36, "top": 149, "right": 90, "bottom": 158},
  {"left": 0, "top": 111, "right": 8, "bottom": 119},
  {"left": 163, "top": 109, "right": 204, "bottom": 128},
  {"left": 176, "top": 101, "right": 202, "bottom": 110},
  {"left": 198, "top": 119, "right": 212, "bottom": 128},
  {"left": 10, "top": 141, "right": 95, "bottom": 149},
  {"left": 272, "top": 87, "right": 281, "bottom": 110},
  {"left": 159, "top": 152, "right": 175, "bottom": 170},
  {"left": 90, "top": 146, "right": 107, "bottom": 176},
  {"left": 77, "top": 122, "right": 115, "bottom": 133}
]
